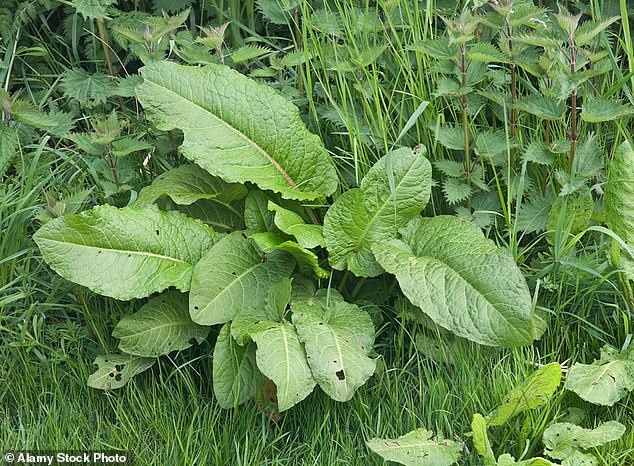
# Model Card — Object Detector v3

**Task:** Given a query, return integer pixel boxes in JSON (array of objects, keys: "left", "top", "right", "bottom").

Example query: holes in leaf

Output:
[
  {"left": 155, "top": 230, "right": 160, "bottom": 235},
  {"left": 115, "top": 364, "right": 124, "bottom": 372},
  {"left": 114, "top": 373, "right": 122, "bottom": 382},
  {"left": 336, "top": 370, "right": 345, "bottom": 380},
  {"left": 188, "top": 337, "right": 198, "bottom": 346},
  {"left": 194, "top": 306, "right": 199, "bottom": 310},
  {"left": 231, "top": 271, "right": 237, "bottom": 276}
]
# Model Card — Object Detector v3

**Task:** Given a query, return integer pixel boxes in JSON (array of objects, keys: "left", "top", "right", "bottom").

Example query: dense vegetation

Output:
[{"left": 2, "top": 0, "right": 634, "bottom": 464}]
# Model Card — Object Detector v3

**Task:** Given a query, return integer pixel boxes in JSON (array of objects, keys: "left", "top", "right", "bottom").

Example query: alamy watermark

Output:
[{"left": 3, "top": 451, "right": 131, "bottom": 465}]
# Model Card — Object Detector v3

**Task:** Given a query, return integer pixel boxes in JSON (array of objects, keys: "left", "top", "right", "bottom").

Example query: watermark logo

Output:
[{"left": 3, "top": 451, "right": 131, "bottom": 465}]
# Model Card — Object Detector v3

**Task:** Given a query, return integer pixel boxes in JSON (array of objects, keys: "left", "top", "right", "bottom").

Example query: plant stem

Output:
[
  {"left": 105, "top": 144, "right": 121, "bottom": 189},
  {"left": 568, "top": 33, "right": 578, "bottom": 175},
  {"left": 505, "top": 16, "right": 517, "bottom": 140},
  {"left": 460, "top": 42, "right": 471, "bottom": 185},
  {"left": 96, "top": 20, "right": 115, "bottom": 77}
]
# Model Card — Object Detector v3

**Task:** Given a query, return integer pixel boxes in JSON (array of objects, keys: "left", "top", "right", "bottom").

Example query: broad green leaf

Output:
[
  {"left": 189, "top": 232, "right": 294, "bottom": 325},
  {"left": 112, "top": 291, "right": 209, "bottom": 357},
  {"left": 136, "top": 61, "right": 337, "bottom": 200},
  {"left": 566, "top": 345, "right": 634, "bottom": 406},
  {"left": 560, "top": 451, "right": 599, "bottom": 466},
  {"left": 486, "top": 363, "right": 562, "bottom": 426},
  {"left": 543, "top": 421, "right": 625, "bottom": 460},
  {"left": 373, "top": 216, "right": 535, "bottom": 347},
  {"left": 515, "top": 96, "right": 566, "bottom": 121},
  {"left": 0, "top": 126, "right": 18, "bottom": 179},
  {"left": 251, "top": 232, "right": 329, "bottom": 278},
  {"left": 245, "top": 190, "right": 277, "bottom": 232},
  {"left": 606, "top": 141, "right": 634, "bottom": 244},
  {"left": 497, "top": 455, "right": 554, "bottom": 466},
  {"left": 581, "top": 97, "right": 634, "bottom": 123},
  {"left": 250, "top": 321, "right": 316, "bottom": 411},
  {"left": 324, "top": 148, "right": 432, "bottom": 277},
  {"left": 292, "top": 295, "right": 375, "bottom": 402},
  {"left": 366, "top": 429, "right": 462, "bottom": 466},
  {"left": 34, "top": 205, "right": 219, "bottom": 300},
  {"left": 177, "top": 199, "right": 244, "bottom": 232},
  {"left": 213, "top": 324, "right": 263, "bottom": 408},
  {"left": 472, "top": 413, "right": 495, "bottom": 465},
  {"left": 87, "top": 354, "right": 155, "bottom": 390},
  {"left": 133, "top": 164, "right": 247, "bottom": 207},
  {"left": 268, "top": 201, "right": 324, "bottom": 248}
]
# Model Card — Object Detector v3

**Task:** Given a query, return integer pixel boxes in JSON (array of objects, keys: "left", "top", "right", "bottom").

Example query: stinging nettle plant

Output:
[{"left": 34, "top": 59, "right": 541, "bottom": 414}]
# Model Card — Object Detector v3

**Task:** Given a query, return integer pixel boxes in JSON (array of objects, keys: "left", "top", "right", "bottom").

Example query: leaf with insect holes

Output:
[
  {"left": 373, "top": 216, "right": 535, "bottom": 347},
  {"left": 87, "top": 354, "right": 155, "bottom": 390},
  {"left": 581, "top": 97, "right": 634, "bottom": 123},
  {"left": 189, "top": 232, "right": 295, "bottom": 325},
  {"left": 486, "top": 363, "right": 562, "bottom": 426},
  {"left": 250, "top": 321, "right": 316, "bottom": 412},
  {"left": 367, "top": 428, "right": 462, "bottom": 466},
  {"left": 136, "top": 61, "right": 337, "bottom": 200},
  {"left": 33, "top": 205, "right": 220, "bottom": 300},
  {"left": 323, "top": 148, "right": 432, "bottom": 277},
  {"left": 566, "top": 344, "right": 634, "bottom": 406},
  {"left": 543, "top": 421, "right": 625, "bottom": 460},
  {"left": 133, "top": 164, "right": 247, "bottom": 208},
  {"left": 292, "top": 293, "right": 375, "bottom": 402},
  {"left": 213, "top": 323, "right": 263, "bottom": 408},
  {"left": 112, "top": 291, "right": 209, "bottom": 357}
]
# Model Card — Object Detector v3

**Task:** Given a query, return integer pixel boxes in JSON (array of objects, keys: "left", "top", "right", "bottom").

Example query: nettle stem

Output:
[
  {"left": 567, "top": 32, "right": 578, "bottom": 175},
  {"left": 105, "top": 144, "right": 121, "bottom": 189},
  {"left": 460, "top": 43, "right": 471, "bottom": 183},
  {"left": 505, "top": 16, "right": 517, "bottom": 139}
]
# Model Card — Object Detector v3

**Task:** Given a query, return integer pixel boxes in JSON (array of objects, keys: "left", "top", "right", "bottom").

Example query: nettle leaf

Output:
[
  {"left": 268, "top": 201, "right": 324, "bottom": 249},
  {"left": 516, "top": 190, "right": 553, "bottom": 234},
  {"left": 514, "top": 96, "right": 566, "bottom": 120},
  {"left": 0, "top": 126, "right": 18, "bottom": 179},
  {"left": 213, "top": 323, "right": 263, "bottom": 408},
  {"left": 434, "top": 159, "right": 465, "bottom": 178},
  {"left": 566, "top": 345, "right": 634, "bottom": 406},
  {"left": 605, "top": 141, "right": 634, "bottom": 277},
  {"left": 72, "top": 0, "right": 117, "bottom": 20},
  {"left": 136, "top": 61, "right": 337, "bottom": 200},
  {"left": 433, "top": 125, "right": 466, "bottom": 150},
  {"left": 573, "top": 135, "right": 601, "bottom": 179},
  {"left": 367, "top": 429, "right": 462, "bottom": 466},
  {"left": 407, "top": 39, "right": 457, "bottom": 59},
  {"left": 87, "top": 354, "right": 155, "bottom": 390},
  {"left": 251, "top": 232, "right": 329, "bottom": 278},
  {"left": 522, "top": 141, "right": 556, "bottom": 166},
  {"left": 250, "top": 321, "right": 316, "bottom": 412},
  {"left": 575, "top": 17, "right": 619, "bottom": 46},
  {"left": 443, "top": 177, "right": 472, "bottom": 205},
  {"left": 231, "top": 45, "right": 272, "bottom": 63},
  {"left": 34, "top": 205, "right": 219, "bottom": 300},
  {"left": 189, "top": 232, "right": 295, "bottom": 325},
  {"left": 581, "top": 97, "right": 634, "bottom": 123},
  {"left": 543, "top": 421, "right": 625, "bottom": 460},
  {"left": 112, "top": 291, "right": 209, "bottom": 357},
  {"left": 486, "top": 363, "right": 562, "bottom": 426},
  {"left": 134, "top": 164, "right": 247, "bottom": 207},
  {"left": 324, "top": 148, "right": 432, "bottom": 277},
  {"left": 546, "top": 186, "right": 593, "bottom": 244},
  {"left": 373, "top": 216, "right": 535, "bottom": 347},
  {"left": 61, "top": 68, "right": 115, "bottom": 108},
  {"left": 475, "top": 130, "right": 510, "bottom": 166},
  {"left": 468, "top": 43, "right": 510, "bottom": 63},
  {"left": 292, "top": 293, "right": 375, "bottom": 402}
]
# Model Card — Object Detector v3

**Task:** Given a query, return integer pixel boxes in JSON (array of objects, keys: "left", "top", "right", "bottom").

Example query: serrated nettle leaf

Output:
[
  {"left": 374, "top": 216, "right": 535, "bottom": 347},
  {"left": 366, "top": 428, "right": 462, "bottom": 466},
  {"left": 250, "top": 232, "right": 329, "bottom": 279},
  {"left": 231, "top": 44, "right": 272, "bottom": 63},
  {"left": 573, "top": 135, "right": 601, "bottom": 179},
  {"left": 292, "top": 294, "right": 375, "bottom": 402},
  {"left": 61, "top": 68, "right": 116, "bottom": 108},
  {"left": 475, "top": 130, "right": 510, "bottom": 165},
  {"left": 516, "top": 190, "right": 554, "bottom": 234},
  {"left": 213, "top": 323, "right": 263, "bottom": 408},
  {"left": 133, "top": 164, "right": 247, "bottom": 207},
  {"left": 581, "top": 97, "right": 634, "bottom": 123},
  {"left": 546, "top": 186, "right": 593, "bottom": 244},
  {"left": 433, "top": 159, "right": 465, "bottom": 178},
  {"left": 407, "top": 39, "right": 458, "bottom": 59},
  {"left": 575, "top": 17, "right": 619, "bottom": 46},
  {"left": 324, "top": 148, "right": 432, "bottom": 277},
  {"left": 34, "top": 205, "right": 220, "bottom": 300},
  {"left": 112, "top": 291, "right": 209, "bottom": 357},
  {"left": 433, "top": 125, "right": 466, "bottom": 151},
  {"left": 514, "top": 96, "right": 565, "bottom": 120},
  {"left": 467, "top": 43, "right": 510, "bottom": 63},
  {"left": 190, "top": 232, "right": 295, "bottom": 325},
  {"left": 250, "top": 321, "right": 316, "bottom": 412},
  {"left": 268, "top": 201, "right": 324, "bottom": 249},
  {"left": 443, "top": 178, "right": 472, "bottom": 205},
  {"left": 87, "top": 354, "right": 155, "bottom": 390},
  {"left": 486, "top": 363, "right": 562, "bottom": 426},
  {"left": 543, "top": 421, "right": 625, "bottom": 460},
  {"left": 136, "top": 61, "right": 337, "bottom": 200},
  {"left": 522, "top": 141, "right": 556, "bottom": 166},
  {"left": 567, "top": 344, "right": 634, "bottom": 406}
]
